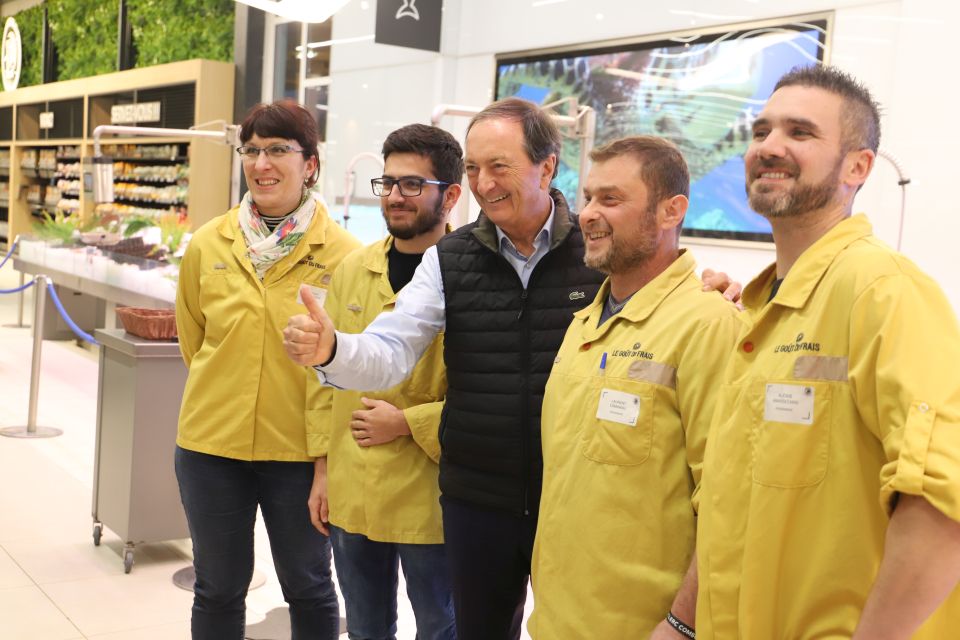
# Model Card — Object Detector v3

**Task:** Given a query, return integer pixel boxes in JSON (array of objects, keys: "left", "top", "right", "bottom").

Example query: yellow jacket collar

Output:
[
  {"left": 742, "top": 214, "right": 874, "bottom": 311},
  {"left": 359, "top": 225, "right": 455, "bottom": 302},
  {"left": 359, "top": 224, "right": 455, "bottom": 276},
  {"left": 574, "top": 250, "right": 696, "bottom": 329}
]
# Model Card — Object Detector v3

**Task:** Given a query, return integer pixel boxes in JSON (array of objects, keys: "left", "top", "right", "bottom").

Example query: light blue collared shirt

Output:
[
  {"left": 317, "top": 200, "right": 556, "bottom": 390},
  {"left": 494, "top": 205, "right": 554, "bottom": 289}
]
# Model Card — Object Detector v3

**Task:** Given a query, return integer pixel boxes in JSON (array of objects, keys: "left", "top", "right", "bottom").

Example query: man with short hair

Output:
[
  {"left": 306, "top": 124, "right": 462, "bottom": 639},
  {"left": 528, "top": 136, "right": 741, "bottom": 639},
  {"left": 696, "top": 65, "right": 960, "bottom": 639},
  {"left": 287, "top": 98, "right": 607, "bottom": 639}
]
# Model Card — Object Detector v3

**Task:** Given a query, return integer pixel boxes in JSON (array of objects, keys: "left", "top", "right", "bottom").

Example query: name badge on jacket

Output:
[
  {"left": 596, "top": 388, "right": 641, "bottom": 426},
  {"left": 764, "top": 383, "right": 814, "bottom": 425},
  {"left": 296, "top": 284, "right": 328, "bottom": 308}
]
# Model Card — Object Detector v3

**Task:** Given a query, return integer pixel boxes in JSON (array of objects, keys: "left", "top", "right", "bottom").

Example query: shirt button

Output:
[
  {"left": 918, "top": 402, "right": 930, "bottom": 413},
  {"left": 743, "top": 341, "right": 754, "bottom": 353}
]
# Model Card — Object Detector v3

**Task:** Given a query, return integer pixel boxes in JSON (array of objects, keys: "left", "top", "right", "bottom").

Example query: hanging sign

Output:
[
  {"left": 1, "top": 17, "right": 22, "bottom": 92},
  {"left": 375, "top": 0, "right": 442, "bottom": 52},
  {"left": 111, "top": 101, "right": 162, "bottom": 124},
  {"left": 39, "top": 111, "right": 54, "bottom": 129}
]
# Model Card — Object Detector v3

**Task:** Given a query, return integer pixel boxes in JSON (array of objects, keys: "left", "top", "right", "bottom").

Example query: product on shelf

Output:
[
  {"left": 109, "top": 236, "right": 161, "bottom": 259},
  {"left": 55, "top": 178, "right": 81, "bottom": 197},
  {"left": 113, "top": 162, "right": 188, "bottom": 183},
  {"left": 57, "top": 198, "right": 80, "bottom": 214},
  {"left": 20, "top": 149, "right": 37, "bottom": 170},
  {"left": 25, "top": 183, "right": 43, "bottom": 204},
  {"left": 95, "top": 202, "right": 185, "bottom": 220},
  {"left": 56, "top": 145, "right": 82, "bottom": 160},
  {"left": 100, "top": 143, "right": 184, "bottom": 161},
  {"left": 56, "top": 162, "right": 81, "bottom": 178},
  {"left": 38, "top": 149, "right": 57, "bottom": 170},
  {"left": 44, "top": 186, "right": 61, "bottom": 206},
  {"left": 0, "top": 149, "right": 10, "bottom": 169},
  {"left": 113, "top": 182, "right": 187, "bottom": 205}
]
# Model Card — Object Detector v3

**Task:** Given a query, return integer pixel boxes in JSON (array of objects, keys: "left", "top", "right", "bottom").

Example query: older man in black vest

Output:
[{"left": 286, "top": 98, "right": 602, "bottom": 639}]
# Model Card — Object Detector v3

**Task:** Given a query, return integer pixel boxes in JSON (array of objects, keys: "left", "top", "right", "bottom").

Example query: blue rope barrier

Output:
[
  {"left": 45, "top": 283, "right": 99, "bottom": 345},
  {"left": 0, "top": 279, "right": 35, "bottom": 295},
  {"left": 0, "top": 236, "right": 18, "bottom": 270}
]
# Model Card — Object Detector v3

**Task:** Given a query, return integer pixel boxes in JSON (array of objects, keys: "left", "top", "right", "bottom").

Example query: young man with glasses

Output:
[{"left": 306, "top": 123, "right": 463, "bottom": 640}]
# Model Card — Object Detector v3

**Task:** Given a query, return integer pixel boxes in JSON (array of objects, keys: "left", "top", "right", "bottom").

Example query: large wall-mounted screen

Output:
[{"left": 495, "top": 18, "right": 828, "bottom": 243}]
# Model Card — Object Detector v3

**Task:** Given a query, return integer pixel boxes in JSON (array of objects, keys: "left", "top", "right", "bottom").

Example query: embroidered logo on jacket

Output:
[
  {"left": 297, "top": 254, "right": 327, "bottom": 270},
  {"left": 611, "top": 343, "right": 654, "bottom": 360},
  {"left": 774, "top": 332, "right": 821, "bottom": 353},
  {"left": 569, "top": 290, "right": 586, "bottom": 301}
]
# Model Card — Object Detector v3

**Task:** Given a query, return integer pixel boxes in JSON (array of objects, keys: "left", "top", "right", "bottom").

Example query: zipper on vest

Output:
[
  {"left": 517, "top": 289, "right": 529, "bottom": 320},
  {"left": 519, "top": 286, "right": 531, "bottom": 516}
]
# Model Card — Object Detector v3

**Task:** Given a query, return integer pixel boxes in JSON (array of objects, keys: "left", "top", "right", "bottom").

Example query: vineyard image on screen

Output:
[{"left": 496, "top": 20, "right": 827, "bottom": 242}]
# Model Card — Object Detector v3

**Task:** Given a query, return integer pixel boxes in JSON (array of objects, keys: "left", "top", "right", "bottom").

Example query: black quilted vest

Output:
[{"left": 436, "top": 190, "right": 604, "bottom": 515}]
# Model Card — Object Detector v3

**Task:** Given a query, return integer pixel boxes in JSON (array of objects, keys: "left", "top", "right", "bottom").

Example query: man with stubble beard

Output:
[
  {"left": 528, "top": 136, "right": 740, "bottom": 639},
  {"left": 695, "top": 65, "right": 960, "bottom": 640},
  {"left": 305, "top": 124, "right": 462, "bottom": 640}
]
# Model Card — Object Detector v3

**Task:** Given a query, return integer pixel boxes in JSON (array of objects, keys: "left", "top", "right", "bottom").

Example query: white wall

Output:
[{"left": 324, "top": 0, "right": 960, "bottom": 312}]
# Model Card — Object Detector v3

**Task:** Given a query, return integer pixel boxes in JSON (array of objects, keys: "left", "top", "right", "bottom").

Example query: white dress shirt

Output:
[{"left": 317, "top": 202, "right": 557, "bottom": 390}]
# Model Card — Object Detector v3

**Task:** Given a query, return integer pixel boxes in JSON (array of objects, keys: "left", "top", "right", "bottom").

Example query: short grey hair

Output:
[{"left": 467, "top": 97, "right": 562, "bottom": 178}]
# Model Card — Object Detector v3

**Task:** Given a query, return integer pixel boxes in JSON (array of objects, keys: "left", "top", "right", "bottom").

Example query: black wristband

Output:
[
  {"left": 315, "top": 333, "right": 338, "bottom": 369},
  {"left": 666, "top": 611, "right": 695, "bottom": 639}
]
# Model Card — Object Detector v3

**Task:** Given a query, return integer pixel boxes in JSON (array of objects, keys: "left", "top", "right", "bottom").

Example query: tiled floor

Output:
[{"left": 0, "top": 257, "right": 533, "bottom": 639}]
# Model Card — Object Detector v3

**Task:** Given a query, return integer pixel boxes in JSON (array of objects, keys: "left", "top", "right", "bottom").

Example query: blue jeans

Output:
[
  {"left": 330, "top": 525, "right": 456, "bottom": 640},
  {"left": 175, "top": 447, "right": 340, "bottom": 640}
]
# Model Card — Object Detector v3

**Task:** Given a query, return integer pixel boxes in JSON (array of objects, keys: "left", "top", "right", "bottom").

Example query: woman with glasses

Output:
[{"left": 174, "top": 100, "right": 360, "bottom": 640}]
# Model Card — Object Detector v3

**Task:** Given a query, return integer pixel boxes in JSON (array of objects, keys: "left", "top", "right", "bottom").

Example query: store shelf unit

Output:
[
  {"left": 94, "top": 142, "right": 190, "bottom": 222},
  {"left": 0, "top": 106, "right": 11, "bottom": 244},
  {"left": 0, "top": 59, "right": 234, "bottom": 239},
  {"left": 14, "top": 142, "right": 83, "bottom": 224}
]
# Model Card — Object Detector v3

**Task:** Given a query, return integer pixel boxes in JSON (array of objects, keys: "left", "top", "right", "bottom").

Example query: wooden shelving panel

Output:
[{"left": 0, "top": 59, "right": 235, "bottom": 239}]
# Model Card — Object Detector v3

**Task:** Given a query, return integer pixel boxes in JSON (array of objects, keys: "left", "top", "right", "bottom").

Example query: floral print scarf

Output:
[{"left": 238, "top": 190, "right": 316, "bottom": 280}]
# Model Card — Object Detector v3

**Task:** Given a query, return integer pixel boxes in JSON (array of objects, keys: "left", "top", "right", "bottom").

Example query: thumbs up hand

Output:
[{"left": 284, "top": 284, "right": 337, "bottom": 366}]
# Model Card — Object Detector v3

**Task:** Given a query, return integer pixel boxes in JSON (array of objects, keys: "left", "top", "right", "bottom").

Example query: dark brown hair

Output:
[
  {"left": 466, "top": 97, "right": 561, "bottom": 178},
  {"left": 382, "top": 124, "right": 464, "bottom": 186},
  {"left": 774, "top": 65, "right": 881, "bottom": 153},
  {"left": 240, "top": 100, "right": 321, "bottom": 187},
  {"left": 590, "top": 135, "right": 690, "bottom": 211}
]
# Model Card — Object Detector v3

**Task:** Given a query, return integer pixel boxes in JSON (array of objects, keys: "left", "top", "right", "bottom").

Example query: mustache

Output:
[
  {"left": 754, "top": 158, "right": 798, "bottom": 172},
  {"left": 582, "top": 223, "right": 611, "bottom": 234}
]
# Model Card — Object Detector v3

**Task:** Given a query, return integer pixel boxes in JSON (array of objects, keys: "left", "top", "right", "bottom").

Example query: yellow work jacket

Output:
[
  {"left": 307, "top": 236, "right": 447, "bottom": 543},
  {"left": 529, "top": 251, "right": 741, "bottom": 638},
  {"left": 175, "top": 200, "right": 359, "bottom": 461},
  {"left": 696, "top": 215, "right": 960, "bottom": 639}
]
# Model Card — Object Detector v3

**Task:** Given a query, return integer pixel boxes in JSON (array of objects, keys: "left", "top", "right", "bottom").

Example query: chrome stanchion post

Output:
[
  {"left": 1, "top": 274, "right": 63, "bottom": 438},
  {"left": 16, "top": 271, "right": 25, "bottom": 326},
  {"left": 3, "top": 234, "right": 28, "bottom": 329}
]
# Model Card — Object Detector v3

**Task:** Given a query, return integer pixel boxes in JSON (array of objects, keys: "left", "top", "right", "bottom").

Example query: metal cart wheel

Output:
[
  {"left": 92, "top": 522, "right": 102, "bottom": 546},
  {"left": 123, "top": 546, "right": 135, "bottom": 574}
]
